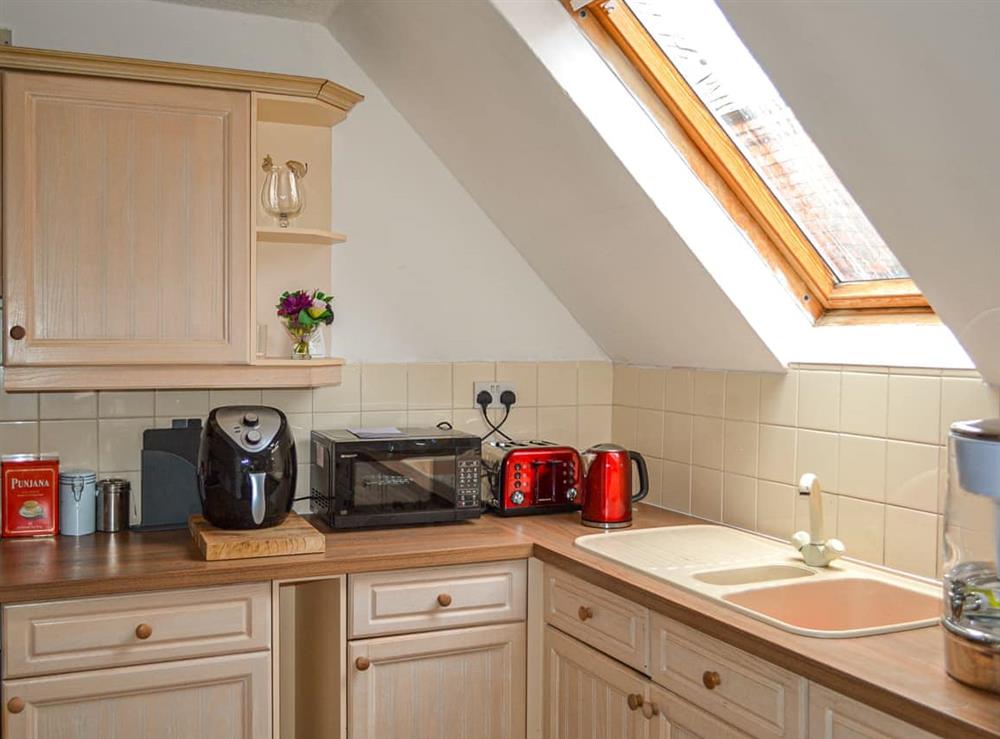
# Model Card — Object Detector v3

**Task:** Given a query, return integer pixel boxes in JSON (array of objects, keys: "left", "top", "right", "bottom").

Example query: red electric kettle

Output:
[{"left": 580, "top": 444, "right": 649, "bottom": 528}]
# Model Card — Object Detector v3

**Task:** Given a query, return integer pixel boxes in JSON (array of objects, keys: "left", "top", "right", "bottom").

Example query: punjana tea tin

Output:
[{"left": 2, "top": 454, "right": 59, "bottom": 537}]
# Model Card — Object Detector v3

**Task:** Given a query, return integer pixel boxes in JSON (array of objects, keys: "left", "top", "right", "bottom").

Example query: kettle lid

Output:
[{"left": 586, "top": 443, "right": 626, "bottom": 452}]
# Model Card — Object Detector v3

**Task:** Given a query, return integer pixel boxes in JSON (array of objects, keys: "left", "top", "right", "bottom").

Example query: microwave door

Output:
[{"left": 345, "top": 451, "right": 457, "bottom": 514}]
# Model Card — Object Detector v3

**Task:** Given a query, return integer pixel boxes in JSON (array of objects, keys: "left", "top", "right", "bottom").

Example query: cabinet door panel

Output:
[
  {"left": 348, "top": 623, "right": 526, "bottom": 739},
  {"left": 544, "top": 625, "right": 648, "bottom": 739},
  {"left": 2, "top": 652, "right": 270, "bottom": 739},
  {"left": 3, "top": 71, "right": 249, "bottom": 365},
  {"left": 808, "top": 684, "right": 938, "bottom": 739},
  {"left": 647, "top": 684, "right": 748, "bottom": 739}
]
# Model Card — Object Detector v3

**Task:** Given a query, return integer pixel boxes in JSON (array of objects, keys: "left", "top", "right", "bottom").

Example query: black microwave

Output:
[{"left": 309, "top": 428, "right": 482, "bottom": 529}]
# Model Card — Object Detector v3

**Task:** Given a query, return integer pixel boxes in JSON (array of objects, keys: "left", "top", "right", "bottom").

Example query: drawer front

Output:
[
  {"left": 2, "top": 583, "right": 270, "bottom": 679},
  {"left": 543, "top": 565, "right": 650, "bottom": 673},
  {"left": 650, "top": 613, "right": 805, "bottom": 739},
  {"left": 808, "top": 684, "right": 938, "bottom": 739},
  {"left": 349, "top": 560, "right": 526, "bottom": 638}
]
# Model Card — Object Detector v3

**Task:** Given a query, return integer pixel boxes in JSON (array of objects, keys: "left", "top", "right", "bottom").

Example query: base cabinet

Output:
[
  {"left": 2, "top": 652, "right": 270, "bottom": 739},
  {"left": 348, "top": 622, "right": 526, "bottom": 739},
  {"left": 807, "top": 684, "right": 938, "bottom": 739}
]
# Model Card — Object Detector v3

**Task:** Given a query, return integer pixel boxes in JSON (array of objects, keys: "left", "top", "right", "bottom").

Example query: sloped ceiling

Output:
[
  {"left": 165, "top": 0, "right": 340, "bottom": 23},
  {"left": 718, "top": 0, "right": 1000, "bottom": 382}
]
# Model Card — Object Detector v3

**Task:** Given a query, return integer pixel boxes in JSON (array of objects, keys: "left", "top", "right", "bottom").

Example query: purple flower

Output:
[{"left": 276, "top": 290, "right": 313, "bottom": 318}]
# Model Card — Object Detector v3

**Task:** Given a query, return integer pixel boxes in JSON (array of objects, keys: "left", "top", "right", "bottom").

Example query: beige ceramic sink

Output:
[{"left": 575, "top": 524, "right": 941, "bottom": 638}]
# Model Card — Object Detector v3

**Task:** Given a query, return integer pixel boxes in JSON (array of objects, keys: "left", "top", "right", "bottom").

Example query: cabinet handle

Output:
[
  {"left": 437, "top": 593, "right": 453, "bottom": 607},
  {"left": 355, "top": 656, "right": 371, "bottom": 671},
  {"left": 135, "top": 623, "right": 153, "bottom": 640},
  {"left": 6, "top": 697, "right": 25, "bottom": 714},
  {"left": 9, "top": 325, "right": 25, "bottom": 341},
  {"left": 578, "top": 605, "right": 594, "bottom": 622},
  {"left": 702, "top": 670, "right": 721, "bottom": 690},
  {"left": 641, "top": 700, "right": 660, "bottom": 719},
  {"left": 626, "top": 693, "right": 643, "bottom": 711}
]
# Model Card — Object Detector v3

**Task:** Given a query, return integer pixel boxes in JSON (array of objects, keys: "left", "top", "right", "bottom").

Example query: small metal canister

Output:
[
  {"left": 59, "top": 469, "right": 97, "bottom": 536},
  {"left": 97, "top": 478, "right": 131, "bottom": 533}
]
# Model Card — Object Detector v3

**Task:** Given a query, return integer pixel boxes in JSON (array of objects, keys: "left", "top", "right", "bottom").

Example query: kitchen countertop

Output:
[{"left": 0, "top": 505, "right": 995, "bottom": 737}]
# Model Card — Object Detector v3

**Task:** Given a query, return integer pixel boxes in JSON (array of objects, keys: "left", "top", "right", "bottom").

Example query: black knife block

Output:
[{"left": 136, "top": 418, "right": 203, "bottom": 531}]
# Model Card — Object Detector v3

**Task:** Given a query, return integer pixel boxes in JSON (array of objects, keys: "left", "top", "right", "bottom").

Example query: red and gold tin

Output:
[{"left": 2, "top": 454, "right": 59, "bottom": 537}]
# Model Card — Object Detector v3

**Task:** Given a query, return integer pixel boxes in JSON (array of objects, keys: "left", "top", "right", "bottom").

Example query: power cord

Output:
[{"left": 477, "top": 390, "right": 517, "bottom": 441}]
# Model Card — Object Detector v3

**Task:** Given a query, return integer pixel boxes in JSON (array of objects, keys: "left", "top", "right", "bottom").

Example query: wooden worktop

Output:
[{"left": 0, "top": 505, "right": 995, "bottom": 737}]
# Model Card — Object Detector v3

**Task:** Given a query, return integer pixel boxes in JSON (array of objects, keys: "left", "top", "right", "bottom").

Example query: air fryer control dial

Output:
[
  {"left": 243, "top": 413, "right": 260, "bottom": 427},
  {"left": 216, "top": 406, "right": 282, "bottom": 452},
  {"left": 245, "top": 429, "right": 262, "bottom": 444}
]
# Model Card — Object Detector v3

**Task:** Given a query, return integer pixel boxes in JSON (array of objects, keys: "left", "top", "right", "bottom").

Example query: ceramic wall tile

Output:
[
  {"left": 662, "top": 412, "right": 693, "bottom": 464},
  {"left": 408, "top": 409, "right": 452, "bottom": 428},
  {"left": 837, "top": 496, "right": 885, "bottom": 565},
  {"left": 360, "top": 364, "right": 407, "bottom": 412},
  {"left": 635, "top": 409, "right": 664, "bottom": 459},
  {"left": 722, "top": 473, "right": 756, "bottom": 529},
  {"left": 642, "top": 457, "right": 664, "bottom": 508},
  {"left": 285, "top": 413, "right": 312, "bottom": 462},
  {"left": 637, "top": 368, "right": 666, "bottom": 410},
  {"left": 499, "top": 406, "right": 537, "bottom": 439},
  {"left": 313, "top": 363, "right": 361, "bottom": 413},
  {"left": 0, "top": 372, "right": 37, "bottom": 421},
  {"left": 691, "top": 416, "right": 724, "bottom": 470},
  {"left": 795, "top": 429, "right": 839, "bottom": 492},
  {"left": 538, "top": 406, "right": 578, "bottom": 448},
  {"left": 538, "top": 362, "right": 578, "bottom": 407},
  {"left": 98, "top": 391, "right": 156, "bottom": 419},
  {"left": 837, "top": 434, "right": 886, "bottom": 502},
  {"left": 497, "top": 362, "right": 538, "bottom": 406},
  {"left": 261, "top": 389, "right": 313, "bottom": 415},
  {"left": 840, "top": 372, "right": 888, "bottom": 437},
  {"left": 0, "top": 421, "right": 38, "bottom": 455},
  {"left": 887, "top": 374, "right": 940, "bottom": 444},
  {"left": 97, "top": 418, "right": 151, "bottom": 472},
  {"left": 691, "top": 466, "right": 722, "bottom": 521},
  {"left": 577, "top": 362, "right": 613, "bottom": 405},
  {"left": 452, "top": 408, "right": 492, "bottom": 439},
  {"left": 40, "top": 420, "right": 98, "bottom": 471},
  {"left": 612, "top": 364, "right": 639, "bottom": 407},
  {"left": 723, "top": 420, "right": 757, "bottom": 477},
  {"left": 797, "top": 370, "right": 841, "bottom": 432},
  {"left": 611, "top": 406, "right": 637, "bottom": 448},
  {"left": 940, "top": 377, "right": 998, "bottom": 443},
  {"left": 39, "top": 392, "right": 97, "bottom": 420},
  {"left": 693, "top": 371, "right": 726, "bottom": 417},
  {"left": 885, "top": 440, "right": 939, "bottom": 513},
  {"left": 758, "top": 424, "right": 795, "bottom": 484},
  {"left": 154, "top": 390, "right": 210, "bottom": 418},
  {"left": 759, "top": 370, "right": 797, "bottom": 427},
  {"left": 312, "top": 411, "right": 361, "bottom": 429},
  {"left": 407, "top": 363, "right": 452, "bottom": 410},
  {"left": 664, "top": 369, "right": 693, "bottom": 414},
  {"left": 577, "top": 405, "right": 613, "bottom": 450},
  {"left": 724, "top": 372, "right": 759, "bottom": 422},
  {"left": 756, "top": 481, "right": 795, "bottom": 539},
  {"left": 452, "top": 362, "right": 494, "bottom": 409},
  {"left": 207, "top": 389, "right": 262, "bottom": 408},
  {"left": 661, "top": 460, "right": 691, "bottom": 512},
  {"left": 360, "top": 410, "right": 407, "bottom": 428},
  {"left": 884, "top": 505, "right": 938, "bottom": 578}
]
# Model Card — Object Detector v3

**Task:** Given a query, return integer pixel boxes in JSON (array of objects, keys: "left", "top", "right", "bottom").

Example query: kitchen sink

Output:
[{"left": 575, "top": 524, "right": 941, "bottom": 638}]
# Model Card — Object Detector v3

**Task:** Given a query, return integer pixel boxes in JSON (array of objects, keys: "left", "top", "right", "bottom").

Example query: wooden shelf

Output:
[
  {"left": 3, "top": 362, "right": 344, "bottom": 391},
  {"left": 256, "top": 227, "right": 346, "bottom": 245}
]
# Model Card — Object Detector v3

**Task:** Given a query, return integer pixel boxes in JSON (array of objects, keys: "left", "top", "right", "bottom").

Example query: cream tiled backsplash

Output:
[
  {"left": 0, "top": 361, "right": 614, "bottom": 522},
  {"left": 612, "top": 363, "right": 999, "bottom": 579}
]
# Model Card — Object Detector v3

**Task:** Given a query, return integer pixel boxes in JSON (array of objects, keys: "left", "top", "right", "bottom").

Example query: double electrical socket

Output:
[{"left": 473, "top": 381, "right": 516, "bottom": 409}]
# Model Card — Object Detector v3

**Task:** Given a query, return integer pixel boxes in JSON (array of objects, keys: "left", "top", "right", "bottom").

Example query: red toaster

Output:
[{"left": 481, "top": 440, "right": 582, "bottom": 516}]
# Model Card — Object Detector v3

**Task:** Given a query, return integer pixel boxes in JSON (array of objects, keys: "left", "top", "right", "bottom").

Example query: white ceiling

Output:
[{"left": 164, "top": 0, "right": 341, "bottom": 24}]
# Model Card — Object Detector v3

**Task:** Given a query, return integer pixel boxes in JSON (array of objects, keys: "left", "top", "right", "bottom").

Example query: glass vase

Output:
[{"left": 284, "top": 323, "right": 319, "bottom": 360}]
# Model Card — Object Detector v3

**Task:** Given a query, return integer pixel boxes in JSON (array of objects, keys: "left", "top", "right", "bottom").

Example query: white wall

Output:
[
  {"left": 720, "top": 0, "right": 997, "bottom": 381},
  {"left": 0, "top": 0, "right": 604, "bottom": 362}
]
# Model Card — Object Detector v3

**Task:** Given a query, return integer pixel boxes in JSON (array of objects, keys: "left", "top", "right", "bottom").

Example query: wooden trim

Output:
[
  {"left": 572, "top": 0, "right": 930, "bottom": 318},
  {"left": 2, "top": 361, "right": 344, "bottom": 391},
  {"left": 0, "top": 45, "right": 363, "bottom": 113}
]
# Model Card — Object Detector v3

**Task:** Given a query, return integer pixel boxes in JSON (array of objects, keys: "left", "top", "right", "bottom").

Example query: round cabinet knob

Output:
[
  {"left": 702, "top": 670, "right": 721, "bottom": 690},
  {"left": 245, "top": 429, "right": 262, "bottom": 444},
  {"left": 578, "top": 605, "right": 594, "bottom": 622},
  {"left": 355, "top": 656, "right": 371, "bottom": 671},
  {"left": 565, "top": 487, "right": 578, "bottom": 501},
  {"left": 135, "top": 623, "right": 153, "bottom": 640},
  {"left": 437, "top": 593, "right": 453, "bottom": 607},
  {"left": 511, "top": 491, "right": 525, "bottom": 505},
  {"left": 9, "top": 325, "right": 26, "bottom": 340},
  {"left": 6, "top": 697, "right": 26, "bottom": 714},
  {"left": 641, "top": 701, "right": 660, "bottom": 719},
  {"left": 243, "top": 413, "right": 260, "bottom": 427},
  {"left": 626, "top": 693, "right": 643, "bottom": 712}
]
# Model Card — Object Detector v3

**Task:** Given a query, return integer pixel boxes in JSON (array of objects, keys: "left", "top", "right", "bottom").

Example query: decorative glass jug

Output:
[{"left": 261, "top": 155, "right": 307, "bottom": 228}]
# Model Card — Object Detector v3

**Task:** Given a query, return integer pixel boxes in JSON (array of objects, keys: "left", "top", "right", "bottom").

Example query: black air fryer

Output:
[{"left": 198, "top": 406, "right": 296, "bottom": 529}]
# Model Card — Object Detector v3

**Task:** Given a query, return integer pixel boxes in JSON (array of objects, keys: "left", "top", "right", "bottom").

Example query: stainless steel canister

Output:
[{"left": 97, "top": 478, "right": 131, "bottom": 532}]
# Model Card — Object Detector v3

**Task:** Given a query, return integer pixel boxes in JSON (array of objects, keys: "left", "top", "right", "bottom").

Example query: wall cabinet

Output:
[{"left": 2, "top": 651, "right": 270, "bottom": 739}]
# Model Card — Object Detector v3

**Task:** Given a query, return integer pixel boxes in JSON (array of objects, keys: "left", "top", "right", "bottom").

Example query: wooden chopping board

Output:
[{"left": 189, "top": 512, "right": 326, "bottom": 561}]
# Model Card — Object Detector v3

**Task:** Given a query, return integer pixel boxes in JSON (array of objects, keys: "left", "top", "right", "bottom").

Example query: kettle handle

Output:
[{"left": 630, "top": 451, "right": 649, "bottom": 503}]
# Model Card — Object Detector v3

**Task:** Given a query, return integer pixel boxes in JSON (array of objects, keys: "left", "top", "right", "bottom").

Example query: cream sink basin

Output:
[{"left": 575, "top": 524, "right": 941, "bottom": 638}]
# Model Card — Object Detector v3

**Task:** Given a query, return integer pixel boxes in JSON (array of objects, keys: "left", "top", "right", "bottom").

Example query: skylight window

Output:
[
  {"left": 572, "top": 0, "right": 930, "bottom": 319},
  {"left": 626, "top": 0, "right": 904, "bottom": 284}
]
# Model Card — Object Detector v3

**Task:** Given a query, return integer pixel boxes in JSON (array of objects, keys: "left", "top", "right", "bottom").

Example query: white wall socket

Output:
[{"left": 473, "top": 381, "right": 516, "bottom": 410}]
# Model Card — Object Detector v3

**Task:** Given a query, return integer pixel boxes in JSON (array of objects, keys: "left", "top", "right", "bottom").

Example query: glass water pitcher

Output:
[{"left": 260, "top": 155, "right": 307, "bottom": 228}]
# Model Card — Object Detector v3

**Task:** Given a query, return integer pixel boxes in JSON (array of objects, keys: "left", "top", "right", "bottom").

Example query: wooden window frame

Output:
[{"left": 568, "top": 0, "right": 932, "bottom": 322}]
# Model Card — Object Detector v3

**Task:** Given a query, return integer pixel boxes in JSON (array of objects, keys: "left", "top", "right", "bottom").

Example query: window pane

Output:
[{"left": 626, "top": 0, "right": 907, "bottom": 283}]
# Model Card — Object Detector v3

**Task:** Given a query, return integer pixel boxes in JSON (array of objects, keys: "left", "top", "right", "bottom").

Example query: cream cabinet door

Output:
[
  {"left": 808, "top": 684, "right": 938, "bottom": 739},
  {"left": 2, "top": 652, "right": 270, "bottom": 739},
  {"left": 349, "top": 622, "right": 526, "bottom": 739},
  {"left": 646, "top": 684, "right": 749, "bottom": 739},
  {"left": 544, "top": 625, "right": 649, "bottom": 739},
  {"left": 3, "top": 71, "right": 250, "bottom": 365}
]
